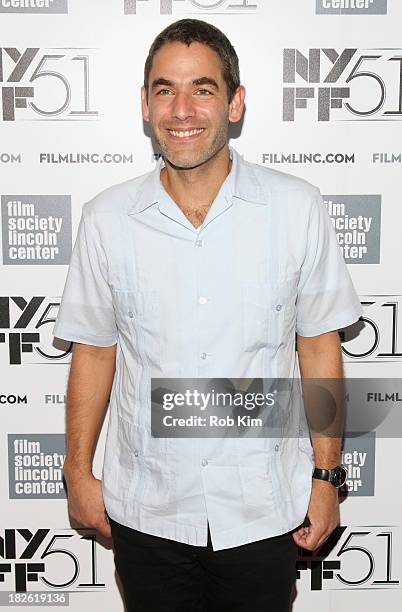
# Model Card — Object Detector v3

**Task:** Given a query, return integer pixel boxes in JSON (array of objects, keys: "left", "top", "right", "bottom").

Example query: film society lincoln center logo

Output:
[
  {"left": 323, "top": 194, "right": 381, "bottom": 264},
  {"left": 1, "top": 195, "right": 72, "bottom": 265},
  {"left": 8, "top": 434, "right": 66, "bottom": 499},
  {"left": 0, "top": 0, "right": 67, "bottom": 12},
  {"left": 341, "top": 432, "right": 375, "bottom": 496},
  {"left": 316, "top": 0, "right": 387, "bottom": 14}
]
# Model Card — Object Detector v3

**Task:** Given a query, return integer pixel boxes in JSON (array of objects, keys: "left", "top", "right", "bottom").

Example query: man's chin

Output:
[{"left": 163, "top": 153, "right": 208, "bottom": 171}]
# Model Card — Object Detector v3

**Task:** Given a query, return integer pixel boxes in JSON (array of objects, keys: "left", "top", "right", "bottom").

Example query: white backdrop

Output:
[{"left": 1, "top": 0, "right": 401, "bottom": 610}]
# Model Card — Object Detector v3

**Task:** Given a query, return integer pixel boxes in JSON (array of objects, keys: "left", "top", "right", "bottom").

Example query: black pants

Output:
[{"left": 110, "top": 518, "right": 298, "bottom": 612}]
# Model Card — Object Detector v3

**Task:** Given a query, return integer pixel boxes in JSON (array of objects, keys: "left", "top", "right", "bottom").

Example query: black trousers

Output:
[{"left": 110, "top": 518, "right": 298, "bottom": 612}]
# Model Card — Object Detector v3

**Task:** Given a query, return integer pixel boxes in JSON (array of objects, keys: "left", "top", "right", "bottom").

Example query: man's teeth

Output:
[{"left": 169, "top": 129, "right": 204, "bottom": 138}]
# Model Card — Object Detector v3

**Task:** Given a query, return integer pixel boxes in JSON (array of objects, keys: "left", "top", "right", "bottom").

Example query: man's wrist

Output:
[
  {"left": 63, "top": 460, "right": 93, "bottom": 482},
  {"left": 313, "top": 455, "right": 342, "bottom": 469}
]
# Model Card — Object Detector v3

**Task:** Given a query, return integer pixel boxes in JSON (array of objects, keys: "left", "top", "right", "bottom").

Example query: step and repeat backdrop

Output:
[{"left": 1, "top": 0, "right": 401, "bottom": 610}]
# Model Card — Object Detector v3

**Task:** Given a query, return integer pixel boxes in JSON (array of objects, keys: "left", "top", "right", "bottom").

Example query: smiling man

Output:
[
  {"left": 53, "top": 19, "right": 363, "bottom": 612},
  {"left": 142, "top": 26, "right": 243, "bottom": 229}
]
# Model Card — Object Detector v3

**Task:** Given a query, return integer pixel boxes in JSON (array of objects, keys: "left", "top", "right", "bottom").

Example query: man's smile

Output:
[{"left": 166, "top": 127, "right": 206, "bottom": 140}]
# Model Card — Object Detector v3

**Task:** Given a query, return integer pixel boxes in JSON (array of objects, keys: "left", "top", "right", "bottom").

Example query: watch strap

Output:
[
  {"left": 313, "top": 467, "right": 332, "bottom": 481},
  {"left": 313, "top": 465, "right": 347, "bottom": 488}
]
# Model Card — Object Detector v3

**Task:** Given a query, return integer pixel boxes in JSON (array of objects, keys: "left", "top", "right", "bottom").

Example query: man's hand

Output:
[
  {"left": 64, "top": 472, "right": 111, "bottom": 538},
  {"left": 292, "top": 478, "right": 340, "bottom": 551}
]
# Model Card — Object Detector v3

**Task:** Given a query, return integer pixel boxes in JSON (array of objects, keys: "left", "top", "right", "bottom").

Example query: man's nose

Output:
[{"left": 171, "top": 91, "right": 196, "bottom": 121}]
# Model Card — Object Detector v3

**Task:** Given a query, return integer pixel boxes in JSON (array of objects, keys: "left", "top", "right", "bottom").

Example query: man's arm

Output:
[
  {"left": 293, "top": 330, "right": 344, "bottom": 551},
  {"left": 63, "top": 342, "right": 117, "bottom": 538}
]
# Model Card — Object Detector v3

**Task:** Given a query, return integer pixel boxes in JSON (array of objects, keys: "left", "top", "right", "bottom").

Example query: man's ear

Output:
[
  {"left": 141, "top": 86, "right": 150, "bottom": 122},
  {"left": 228, "top": 85, "right": 246, "bottom": 123}
]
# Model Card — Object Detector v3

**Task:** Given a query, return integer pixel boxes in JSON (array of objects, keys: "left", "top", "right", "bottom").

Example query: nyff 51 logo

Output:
[
  {"left": 0, "top": 529, "right": 105, "bottom": 593},
  {"left": 0, "top": 296, "right": 70, "bottom": 365},
  {"left": 283, "top": 48, "right": 402, "bottom": 121},
  {"left": 124, "top": 0, "right": 257, "bottom": 14},
  {"left": 341, "top": 296, "right": 402, "bottom": 362},
  {"left": 0, "top": 47, "right": 98, "bottom": 121},
  {"left": 297, "top": 525, "right": 400, "bottom": 590}
]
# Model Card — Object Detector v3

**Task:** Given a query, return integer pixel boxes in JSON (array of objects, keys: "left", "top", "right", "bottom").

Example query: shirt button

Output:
[
  {"left": 128, "top": 310, "right": 134, "bottom": 318},
  {"left": 133, "top": 449, "right": 139, "bottom": 457},
  {"left": 195, "top": 240, "right": 203, "bottom": 247},
  {"left": 201, "top": 459, "right": 208, "bottom": 467},
  {"left": 275, "top": 304, "right": 282, "bottom": 312},
  {"left": 198, "top": 296, "right": 208, "bottom": 305},
  {"left": 275, "top": 444, "right": 280, "bottom": 452},
  {"left": 200, "top": 352, "right": 207, "bottom": 360}
]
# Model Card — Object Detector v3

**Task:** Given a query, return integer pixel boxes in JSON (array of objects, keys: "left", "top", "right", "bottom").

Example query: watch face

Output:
[{"left": 333, "top": 466, "right": 347, "bottom": 487}]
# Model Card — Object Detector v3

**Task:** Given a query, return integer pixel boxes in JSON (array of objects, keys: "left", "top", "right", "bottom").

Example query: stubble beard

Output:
[{"left": 150, "top": 120, "right": 229, "bottom": 170}]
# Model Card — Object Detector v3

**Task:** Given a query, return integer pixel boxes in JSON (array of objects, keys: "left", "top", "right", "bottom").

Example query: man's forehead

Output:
[{"left": 150, "top": 41, "right": 224, "bottom": 75}]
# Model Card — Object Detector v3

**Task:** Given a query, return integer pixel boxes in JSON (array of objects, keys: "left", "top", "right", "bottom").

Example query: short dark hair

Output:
[{"left": 144, "top": 19, "right": 240, "bottom": 102}]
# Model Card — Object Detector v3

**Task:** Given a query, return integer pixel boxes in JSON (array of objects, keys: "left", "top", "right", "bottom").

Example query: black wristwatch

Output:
[{"left": 312, "top": 465, "right": 347, "bottom": 488}]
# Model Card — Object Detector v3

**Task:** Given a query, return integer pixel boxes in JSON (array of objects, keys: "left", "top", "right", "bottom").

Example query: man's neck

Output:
[{"left": 160, "top": 145, "right": 232, "bottom": 212}]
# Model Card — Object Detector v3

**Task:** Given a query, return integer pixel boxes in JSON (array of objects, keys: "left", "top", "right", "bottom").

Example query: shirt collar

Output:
[{"left": 127, "top": 145, "right": 267, "bottom": 216}]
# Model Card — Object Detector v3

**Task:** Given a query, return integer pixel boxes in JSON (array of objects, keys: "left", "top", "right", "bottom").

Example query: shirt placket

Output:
[
  {"left": 156, "top": 177, "right": 235, "bottom": 544},
  {"left": 192, "top": 198, "right": 236, "bottom": 541}
]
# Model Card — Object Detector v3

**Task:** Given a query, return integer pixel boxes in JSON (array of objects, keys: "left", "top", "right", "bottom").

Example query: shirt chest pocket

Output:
[
  {"left": 242, "top": 277, "right": 298, "bottom": 352},
  {"left": 112, "top": 289, "right": 161, "bottom": 367}
]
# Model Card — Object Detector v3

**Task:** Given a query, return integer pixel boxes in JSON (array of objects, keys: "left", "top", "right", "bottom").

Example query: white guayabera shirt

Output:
[{"left": 53, "top": 147, "right": 363, "bottom": 551}]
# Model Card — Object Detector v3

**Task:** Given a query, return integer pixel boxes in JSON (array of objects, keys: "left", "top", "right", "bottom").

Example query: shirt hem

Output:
[
  {"left": 53, "top": 324, "right": 118, "bottom": 347},
  {"left": 104, "top": 485, "right": 311, "bottom": 552},
  {"left": 296, "top": 305, "right": 363, "bottom": 337}
]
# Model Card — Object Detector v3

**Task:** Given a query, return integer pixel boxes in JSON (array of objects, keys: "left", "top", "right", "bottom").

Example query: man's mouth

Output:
[{"left": 166, "top": 128, "right": 205, "bottom": 139}]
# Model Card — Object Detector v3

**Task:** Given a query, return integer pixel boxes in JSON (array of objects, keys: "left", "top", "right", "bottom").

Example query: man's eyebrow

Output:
[
  {"left": 151, "top": 77, "right": 220, "bottom": 90},
  {"left": 151, "top": 78, "right": 174, "bottom": 89},
  {"left": 193, "top": 77, "right": 219, "bottom": 89}
]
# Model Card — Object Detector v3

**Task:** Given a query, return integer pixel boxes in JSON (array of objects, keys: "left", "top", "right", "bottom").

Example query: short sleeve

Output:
[
  {"left": 53, "top": 205, "right": 118, "bottom": 346},
  {"left": 296, "top": 189, "right": 363, "bottom": 337}
]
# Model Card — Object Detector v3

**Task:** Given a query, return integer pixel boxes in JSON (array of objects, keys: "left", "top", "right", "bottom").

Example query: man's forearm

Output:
[
  {"left": 63, "top": 342, "right": 117, "bottom": 479},
  {"left": 297, "top": 331, "right": 345, "bottom": 468}
]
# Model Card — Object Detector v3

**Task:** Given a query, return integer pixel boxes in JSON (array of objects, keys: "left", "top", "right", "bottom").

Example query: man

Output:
[{"left": 53, "top": 19, "right": 363, "bottom": 612}]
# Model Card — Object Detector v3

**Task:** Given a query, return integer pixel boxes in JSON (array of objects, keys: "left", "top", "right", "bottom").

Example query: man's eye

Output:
[
  {"left": 156, "top": 89, "right": 173, "bottom": 95},
  {"left": 195, "top": 89, "right": 212, "bottom": 95}
]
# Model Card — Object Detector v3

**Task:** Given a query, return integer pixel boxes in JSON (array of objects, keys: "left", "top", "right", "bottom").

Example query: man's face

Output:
[{"left": 141, "top": 41, "right": 244, "bottom": 169}]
